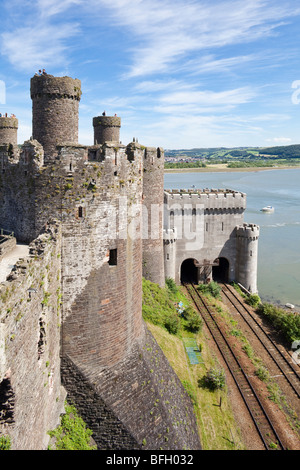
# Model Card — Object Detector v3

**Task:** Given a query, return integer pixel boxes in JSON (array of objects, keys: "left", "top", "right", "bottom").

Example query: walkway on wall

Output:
[{"left": 0, "top": 244, "right": 30, "bottom": 283}]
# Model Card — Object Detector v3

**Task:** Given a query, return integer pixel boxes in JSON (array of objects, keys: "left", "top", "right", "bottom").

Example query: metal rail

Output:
[
  {"left": 221, "top": 283, "right": 300, "bottom": 398},
  {"left": 184, "top": 282, "right": 285, "bottom": 451}
]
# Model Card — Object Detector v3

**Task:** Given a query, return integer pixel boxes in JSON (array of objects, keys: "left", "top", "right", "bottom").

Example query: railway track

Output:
[
  {"left": 184, "top": 281, "right": 286, "bottom": 451},
  {"left": 221, "top": 283, "right": 300, "bottom": 400}
]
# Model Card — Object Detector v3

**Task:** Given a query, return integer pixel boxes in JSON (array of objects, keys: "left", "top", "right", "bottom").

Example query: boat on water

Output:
[{"left": 260, "top": 205, "right": 274, "bottom": 213}]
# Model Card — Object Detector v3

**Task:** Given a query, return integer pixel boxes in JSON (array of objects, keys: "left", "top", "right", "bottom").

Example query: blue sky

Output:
[{"left": 1, "top": 0, "right": 300, "bottom": 149}]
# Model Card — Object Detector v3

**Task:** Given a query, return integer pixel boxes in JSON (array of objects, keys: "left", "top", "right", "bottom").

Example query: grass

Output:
[{"left": 142, "top": 278, "right": 246, "bottom": 450}]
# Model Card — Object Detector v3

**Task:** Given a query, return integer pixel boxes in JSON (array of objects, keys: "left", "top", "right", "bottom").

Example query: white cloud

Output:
[
  {"left": 1, "top": 23, "right": 80, "bottom": 72},
  {"left": 266, "top": 137, "right": 292, "bottom": 144},
  {"left": 89, "top": 0, "right": 300, "bottom": 78},
  {"left": 160, "top": 87, "right": 256, "bottom": 106},
  {"left": 36, "top": 0, "right": 82, "bottom": 17}
]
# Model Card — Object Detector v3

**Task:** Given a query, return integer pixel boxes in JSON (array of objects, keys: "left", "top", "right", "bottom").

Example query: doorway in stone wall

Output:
[
  {"left": 180, "top": 258, "right": 198, "bottom": 284},
  {"left": 212, "top": 257, "right": 229, "bottom": 283}
]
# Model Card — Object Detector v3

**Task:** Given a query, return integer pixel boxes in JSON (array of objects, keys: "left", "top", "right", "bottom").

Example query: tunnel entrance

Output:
[
  {"left": 180, "top": 258, "right": 198, "bottom": 284},
  {"left": 212, "top": 257, "right": 229, "bottom": 283}
]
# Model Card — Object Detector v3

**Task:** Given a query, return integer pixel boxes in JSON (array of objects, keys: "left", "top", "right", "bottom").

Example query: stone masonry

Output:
[
  {"left": 0, "top": 72, "right": 259, "bottom": 449},
  {"left": 0, "top": 74, "right": 202, "bottom": 450},
  {"left": 163, "top": 189, "right": 259, "bottom": 293}
]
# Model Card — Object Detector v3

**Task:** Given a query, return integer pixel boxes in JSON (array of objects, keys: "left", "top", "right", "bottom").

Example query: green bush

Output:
[
  {"left": 164, "top": 314, "right": 180, "bottom": 334},
  {"left": 0, "top": 435, "right": 11, "bottom": 450},
  {"left": 256, "top": 302, "right": 300, "bottom": 343},
  {"left": 165, "top": 277, "right": 179, "bottom": 295},
  {"left": 197, "top": 281, "right": 222, "bottom": 299},
  {"left": 201, "top": 367, "right": 226, "bottom": 391},
  {"left": 255, "top": 366, "right": 270, "bottom": 382},
  {"left": 48, "top": 403, "right": 96, "bottom": 450},
  {"left": 246, "top": 293, "right": 261, "bottom": 307},
  {"left": 183, "top": 307, "right": 202, "bottom": 333}
]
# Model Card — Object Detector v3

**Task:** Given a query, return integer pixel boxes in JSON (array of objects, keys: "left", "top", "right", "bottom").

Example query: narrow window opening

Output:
[
  {"left": 78, "top": 206, "right": 83, "bottom": 218},
  {"left": 69, "top": 162, "right": 72, "bottom": 171},
  {"left": 170, "top": 210, "right": 174, "bottom": 229},
  {"left": 109, "top": 249, "right": 117, "bottom": 266},
  {"left": 0, "top": 377, "right": 15, "bottom": 427},
  {"left": 222, "top": 222, "right": 224, "bottom": 231},
  {"left": 38, "top": 318, "right": 46, "bottom": 360}
]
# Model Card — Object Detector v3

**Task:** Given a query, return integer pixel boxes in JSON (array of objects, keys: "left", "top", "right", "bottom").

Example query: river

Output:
[{"left": 164, "top": 168, "right": 300, "bottom": 308}]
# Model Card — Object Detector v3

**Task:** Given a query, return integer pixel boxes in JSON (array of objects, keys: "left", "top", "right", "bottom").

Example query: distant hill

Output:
[
  {"left": 258, "top": 144, "right": 300, "bottom": 158},
  {"left": 165, "top": 144, "right": 300, "bottom": 160}
]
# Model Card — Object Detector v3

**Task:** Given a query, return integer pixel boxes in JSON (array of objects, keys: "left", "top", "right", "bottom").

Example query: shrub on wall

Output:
[
  {"left": 0, "top": 435, "right": 11, "bottom": 450},
  {"left": 48, "top": 403, "right": 96, "bottom": 450}
]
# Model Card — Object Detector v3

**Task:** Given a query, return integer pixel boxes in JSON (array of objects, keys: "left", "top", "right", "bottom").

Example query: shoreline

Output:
[{"left": 164, "top": 165, "right": 300, "bottom": 173}]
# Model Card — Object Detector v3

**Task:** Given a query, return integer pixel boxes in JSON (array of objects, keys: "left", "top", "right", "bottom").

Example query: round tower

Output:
[
  {"left": 236, "top": 223, "right": 260, "bottom": 293},
  {"left": 93, "top": 115, "right": 121, "bottom": 145},
  {"left": 30, "top": 74, "right": 81, "bottom": 161},
  {"left": 142, "top": 147, "right": 165, "bottom": 287},
  {"left": 163, "top": 228, "right": 177, "bottom": 281},
  {"left": 0, "top": 116, "right": 18, "bottom": 145}
]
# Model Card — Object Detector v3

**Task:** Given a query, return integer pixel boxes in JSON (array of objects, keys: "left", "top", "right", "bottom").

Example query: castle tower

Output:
[
  {"left": 163, "top": 229, "right": 177, "bottom": 280},
  {"left": 142, "top": 147, "right": 165, "bottom": 286},
  {"left": 93, "top": 115, "right": 121, "bottom": 145},
  {"left": 236, "top": 223, "right": 260, "bottom": 293},
  {"left": 30, "top": 74, "right": 81, "bottom": 161},
  {"left": 0, "top": 116, "right": 18, "bottom": 145}
]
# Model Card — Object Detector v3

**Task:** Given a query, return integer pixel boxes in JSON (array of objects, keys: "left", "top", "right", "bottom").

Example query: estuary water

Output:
[{"left": 164, "top": 168, "right": 300, "bottom": 308}]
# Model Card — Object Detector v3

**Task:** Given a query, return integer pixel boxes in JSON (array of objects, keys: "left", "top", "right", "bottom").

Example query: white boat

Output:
[{"left": 260, "top": 205, "right": 274, "bottom": 213}]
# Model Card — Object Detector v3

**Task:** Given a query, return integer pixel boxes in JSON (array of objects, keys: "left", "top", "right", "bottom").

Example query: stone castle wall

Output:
[
  {"left": 164, "top": 189, "right": 246, "bottom": 282},
  {"left": 163, "top": 188, "right": 259, "bottom": 293},
  {"left": 142, "top": 147, "right": 165, "bottom": 286},
  {"left": 0, "top": 72, "right": 259, "bottom": 450},
  {"left": 61, "top": 326, "right": 201, "bottom": 450},
  {"left": 0, "top": 138, "right": 145, "bottom": 367},
  {"left": 0, "top": 221, "right": 65, "bottom": 450}
]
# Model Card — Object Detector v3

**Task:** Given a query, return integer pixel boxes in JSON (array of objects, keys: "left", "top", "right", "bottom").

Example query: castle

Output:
[{"left": 0, "top": 74, "right": 259, "bottom": 450}]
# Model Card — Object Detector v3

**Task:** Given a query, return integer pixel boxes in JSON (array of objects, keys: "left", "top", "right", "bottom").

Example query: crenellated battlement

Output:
[
  {"left": 164, "top": 188, "right": 246, "bottom": 211},
  {"left": 0, "top": 116, "right": 18, "bottom": 128},
  {"left": 236, "top": 223, "right": 260, "bottom": 240},
  {"left": 93, "top": 115, "right": 121, "bottom": 145},
  {"left": 30, "top": 74, "right": 81, "bottom": 100},
  {"left": 0, "top": 116, "right": 18, "bottom": 146},
  {"left": 163, "top": 228, "right": 177, "bottom": 242}
]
